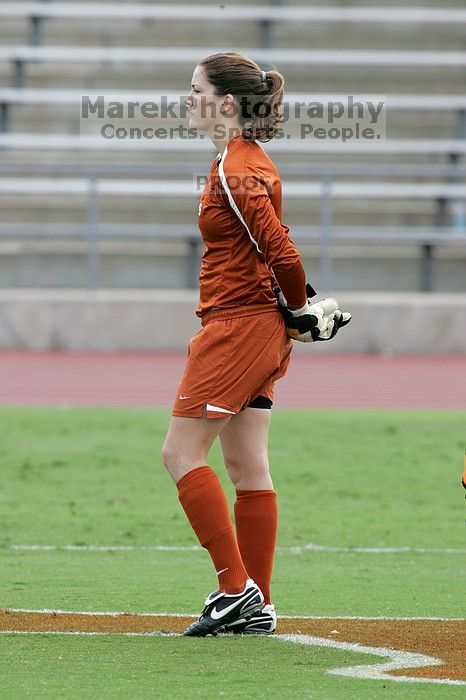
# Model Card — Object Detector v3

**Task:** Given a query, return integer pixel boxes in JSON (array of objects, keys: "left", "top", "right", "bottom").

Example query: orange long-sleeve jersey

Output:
[{"left": 196, "top": 133, "right": 307, "bottom": 318}]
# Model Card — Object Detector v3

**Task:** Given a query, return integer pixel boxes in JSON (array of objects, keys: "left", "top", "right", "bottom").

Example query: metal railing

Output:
[{"left": 0, "top": 161, "right": 465, "bottom": 291}]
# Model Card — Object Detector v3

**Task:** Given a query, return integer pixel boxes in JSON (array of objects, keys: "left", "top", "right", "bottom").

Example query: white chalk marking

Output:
[
  {"left": 4, "top": 608, "right": 465, "bottom": 622},
  {"left": 6, "top": 543, "right": 466, "bottom": 554},
  {"left": 4, "top": 608, "right": 196, "bottom": 617},
  {"left": 286, "top": 543, "right": 466, "bottom": 555},
  {"left": 8, "top": 544, "right": 202, "bottom": 552},
  {"left": 0, "top": 630, "right": 178, "bottom": 637},
  {"left": 278, "top": 634, "right": 466, "bottom": 686},
  {"left": 1, "top": 618, "right": 464, "bottom": 687}
]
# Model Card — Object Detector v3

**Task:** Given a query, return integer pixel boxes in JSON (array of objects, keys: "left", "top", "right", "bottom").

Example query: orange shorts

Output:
[{"left": 172, "top": 305, "right": 293, "bottom": 419}]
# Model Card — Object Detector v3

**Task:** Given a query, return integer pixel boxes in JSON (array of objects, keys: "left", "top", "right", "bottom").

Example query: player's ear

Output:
[{"left": 220, "top": 94, "right": 236, "bottom": 116}]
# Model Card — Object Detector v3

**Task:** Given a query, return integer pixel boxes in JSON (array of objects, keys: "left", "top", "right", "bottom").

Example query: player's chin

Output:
[
  {"left": 191, "top": 120, "right": 208, "bottom": 134},
  {"left": 188, "top": 114, "right": 200, "bottom": 129}
]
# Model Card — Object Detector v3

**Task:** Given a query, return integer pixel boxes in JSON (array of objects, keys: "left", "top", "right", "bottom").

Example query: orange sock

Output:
[
  {"left": 234, "top": 489, "right": 277, "bottom": 605},
  {"left": 177, "top": 466, "right": 248, "bottom": 594}
]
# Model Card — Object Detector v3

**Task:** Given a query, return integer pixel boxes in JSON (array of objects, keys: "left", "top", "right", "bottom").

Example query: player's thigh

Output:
[
  {"left": 220, "top": 407, "right": 272, "bottom": 484},
  {"left": 162, "top": 414, "right": 231, "bottom": 482}
]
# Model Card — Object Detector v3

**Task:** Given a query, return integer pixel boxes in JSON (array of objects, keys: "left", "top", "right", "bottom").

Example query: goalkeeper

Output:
[{"left": 162, "top": 51, "right": 351, "bottom": 637}]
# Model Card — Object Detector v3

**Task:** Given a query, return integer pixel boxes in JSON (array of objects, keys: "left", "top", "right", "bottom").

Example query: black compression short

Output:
[{"left": 247, "top": 395, "right": 273, "bottom": 409}]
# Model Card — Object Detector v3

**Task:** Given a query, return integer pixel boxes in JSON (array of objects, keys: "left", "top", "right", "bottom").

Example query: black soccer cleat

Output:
[
  {"left": 218, "top": 603, "right": 277, "bottom": 635},
  {"left": 183, "top": 578, "right": 264, "bottom": 637}
]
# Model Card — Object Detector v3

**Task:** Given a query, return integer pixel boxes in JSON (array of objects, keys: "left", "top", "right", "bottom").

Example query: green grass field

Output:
[{"left": 1, "top": 407, "right": 465, "bottom": 698}]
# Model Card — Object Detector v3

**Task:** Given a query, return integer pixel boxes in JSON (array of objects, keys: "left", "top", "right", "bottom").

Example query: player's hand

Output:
[{"left": 275, "top": 285, "right": 351, "bottom": 342}]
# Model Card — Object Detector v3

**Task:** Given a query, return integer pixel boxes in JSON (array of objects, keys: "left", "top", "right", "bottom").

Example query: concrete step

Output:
[
  {"left": 0, "top": 200, "right": 453, "bottom": 229},
  {"left": 2, "top": 1, "right": 466, "bottom": 49},
  {"left": 2, "top": 66, "right": 462, "bottom": 95},
  {"left": 0, "top": 148, "right": 460, "bottom": 169},
  {"left": 8, "top": 109, "right": 460, "bottom": 140},
  {"left": 0, "top": 241, "right": 464, "bottom": 292},
  {"left": 4, "top": 22, "right": 458, "bottom": 52}
]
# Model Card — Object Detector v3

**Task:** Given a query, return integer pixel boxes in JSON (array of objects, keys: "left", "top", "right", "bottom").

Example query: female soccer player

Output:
[{"left": 161, "top": 52, "right": 350, "bottom": 637}]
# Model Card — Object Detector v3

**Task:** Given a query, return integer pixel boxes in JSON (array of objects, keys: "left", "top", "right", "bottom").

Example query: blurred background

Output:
[{"left": 0, "top": 0, "right": 465, "bottom": 355}]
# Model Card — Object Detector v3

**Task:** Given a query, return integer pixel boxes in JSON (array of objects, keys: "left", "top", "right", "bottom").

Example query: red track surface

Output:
[{"left": 0, "top": 351, "right": 465, "bottom": 409}]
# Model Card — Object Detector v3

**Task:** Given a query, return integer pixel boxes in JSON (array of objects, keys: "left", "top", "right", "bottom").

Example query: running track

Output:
[{"left": 0, "top": 352, "right": 465, "bottom": 409}]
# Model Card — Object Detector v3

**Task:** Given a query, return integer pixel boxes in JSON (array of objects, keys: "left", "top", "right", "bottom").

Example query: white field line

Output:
[
  {"left": 0, "top": 630, "right": 178, "bottom": 637},
  {"left": 4, "top": 609, "right": 465, "bottom": 621},
  {"left": 5, "top": 543, "right": 466, "bottom": 555},
  {"left": 278, "top": 634, "right": 466, "bottom": 687},
  {"left": 1, "top": 623, "right": 464, "bottom": 686},
  {"left": 5, "top": 608, "right": 196, "bottom": 617}
]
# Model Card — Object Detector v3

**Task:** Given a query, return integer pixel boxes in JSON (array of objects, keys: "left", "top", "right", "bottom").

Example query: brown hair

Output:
[{"left": 198, "top": 52, "right": 285, "bottom": 142}]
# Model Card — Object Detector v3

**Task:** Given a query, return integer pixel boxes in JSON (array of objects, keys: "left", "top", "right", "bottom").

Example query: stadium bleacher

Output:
[{"left": 0, "top": 1, "right": 464, "bottom": 293}]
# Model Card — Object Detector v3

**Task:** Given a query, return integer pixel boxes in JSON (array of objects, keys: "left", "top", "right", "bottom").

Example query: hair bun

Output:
[{"left": 199, "top": 52, "right": 285, "bottom": 142}]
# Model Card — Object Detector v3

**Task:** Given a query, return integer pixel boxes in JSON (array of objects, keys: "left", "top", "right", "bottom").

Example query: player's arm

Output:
[
  {"left": 221, "top": 161, "right": 351, "bottom": 341},
  {"left": 221, "top": 164, "right": 307, "bottom": 308}
]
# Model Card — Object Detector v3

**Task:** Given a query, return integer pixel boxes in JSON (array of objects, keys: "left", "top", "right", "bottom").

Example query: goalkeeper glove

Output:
[{"left": 276, "top": 283, "right": 351, "bottom": 343}]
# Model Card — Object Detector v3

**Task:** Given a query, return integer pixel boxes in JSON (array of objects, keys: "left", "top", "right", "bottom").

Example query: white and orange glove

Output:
[{"left": 276, "top": 283, "right": 351, "bottom": 342}]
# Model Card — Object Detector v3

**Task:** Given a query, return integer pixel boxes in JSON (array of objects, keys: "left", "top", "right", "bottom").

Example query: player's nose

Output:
[{"left": 185, "top": 95, "right": 193, "bottom": 110}]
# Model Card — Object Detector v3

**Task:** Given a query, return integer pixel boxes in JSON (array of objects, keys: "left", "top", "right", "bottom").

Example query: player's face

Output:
[{"left": 185, "top": 66, "right": 228, "bottom": 133}]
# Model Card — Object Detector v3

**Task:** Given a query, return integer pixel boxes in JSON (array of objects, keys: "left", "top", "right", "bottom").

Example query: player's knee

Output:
[
  {"left": 161, "top": 443, "right": 188, "bottom": 482},
  {"left": 161, "top": 440, "right": 199, "bottom": 477},
  {"left": 223, "top": 460, "right": 240, "bottom": 486},
  {"left": 229, "top": 469, "right": 273, "bottom": 491},
  {"left": 224, "top": 455, "right": 270, "bottom": 489},
  {"left": 161, "top": 439, "right": 177, "bottom": 471},
  {"left": 224, "top": 450, "right": 267, "bottom": 473}
]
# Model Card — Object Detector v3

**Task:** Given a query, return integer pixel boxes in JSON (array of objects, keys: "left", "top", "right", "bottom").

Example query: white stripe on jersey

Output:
[{"left": 218, "top": 145, "right": 264, "bottom": 255}]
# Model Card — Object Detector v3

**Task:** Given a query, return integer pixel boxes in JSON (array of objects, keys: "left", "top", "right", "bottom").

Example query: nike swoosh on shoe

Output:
[{"left": 210, "top": 590, "right": 258, "bottom": 621}]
